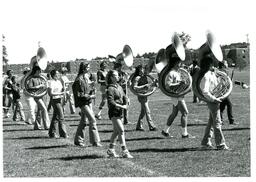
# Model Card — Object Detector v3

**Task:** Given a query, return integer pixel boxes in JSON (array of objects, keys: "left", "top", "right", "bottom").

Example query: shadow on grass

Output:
[
  {"left": 222, "top": 127, "right": 250, "bottom": 131},
  {"left": 130, "top": 147, "right": 216, "bottom": 153},
  {"left": 98, "top": 129, "right": 133, "bottom": 133},
  {"left": 49, "top": 154, "right": 105, "bottom": 160},
  {"left": 101, "top": 136, "right": 164, "bottom": 143},
  {"left": 69, "top": 123, "right": 112, "bottom": 127},
  {"left": 3, "top": 123, "right": 26, "bottom": 126},
  {"left": 5, "top": 136, "right": 49, "bottom": 140},
  {"left": 3, "top": 129, "right": 35, "bottom": 132},
  {"left": 25, "top": 144, "right": 70, "bottom": 150}
]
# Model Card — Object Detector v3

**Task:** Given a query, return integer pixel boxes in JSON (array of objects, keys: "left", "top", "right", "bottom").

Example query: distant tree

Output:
[
  {"left": 135, "top": 53, "right": 141, "bottom": 58},
  {"left": 2, "top": 34, "right": 8, "bottom": 66},
  {"left": 177, "top": 32, "right": 191, "bottom": 48}
]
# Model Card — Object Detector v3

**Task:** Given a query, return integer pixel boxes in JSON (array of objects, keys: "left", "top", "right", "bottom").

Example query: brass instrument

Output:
[
  {"left": 192, "top": 31, "right": 233, "bottom": 102},
  {"left": 156, "top": 32, "right": 192, "bottom": 98},
  {"left": 22, "top": 46, "right": 48, "bottom": 98}
]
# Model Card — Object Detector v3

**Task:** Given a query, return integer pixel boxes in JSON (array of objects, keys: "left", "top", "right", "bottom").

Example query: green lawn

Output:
[{"left": 3, "top": 69, "right": 250, "bottom": 177}]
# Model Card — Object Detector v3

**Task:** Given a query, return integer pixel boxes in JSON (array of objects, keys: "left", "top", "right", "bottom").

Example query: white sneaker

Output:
[
  {"left": 121, "top": 149, "right": 134, "bottom": 158},
  {"left": 107, "top": 149, "right": 119, "bottom": 158}
]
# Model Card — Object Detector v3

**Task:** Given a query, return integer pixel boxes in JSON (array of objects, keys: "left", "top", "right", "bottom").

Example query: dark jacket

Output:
[
  {"left": 107, "top": 83, "right": 127, "bottom": 119},
  {"left": 72, "top": 74, "right": 92, "bottom": 107}
]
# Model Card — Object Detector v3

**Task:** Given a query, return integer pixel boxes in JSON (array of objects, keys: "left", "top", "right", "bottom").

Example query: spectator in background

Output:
[
  {"left": 95, "top": 61, "right": 108, "bottom": 120},
  {"left": 190, "top": 60, "right": 200, "bottom": 103},
  {"left": 60, "top": 67, "right": 76, "bottom": 114},
  {"left": 11, "top": 76, "right": 25, "bottom": 122},
  {"left": 218, "top": 61, "right": 238, "bottom": 125}
]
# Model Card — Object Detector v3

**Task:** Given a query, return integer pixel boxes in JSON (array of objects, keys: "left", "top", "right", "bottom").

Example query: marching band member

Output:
[
  {"left": 48, "top": 69, "right": 68, "bottom": 138},
  {"left": 21, "top": 67, "right": 37, "bottom": 125},
  {"left": 73, "top": 62, "right": 102, "bottom": 147},
  {"left": 3, "top": 69, "right": 14, "bottom": 118},
  {"left": 218, "top": 61, "right": 238, "bottom": 125},
  {"left": 60, "top": 67, "right": 76, "bottom": 114},
  {"left": 47, "top": 73, "right": 53, "bottom": 113},
  {"left": 113, "top": 62, "right": 130, "bottom": 125},
  {"left": 199, "top": 56, "right": 229, "bottom": 150},
  {"left": 161, "top": 57, "right": 195, "bottom": 138},
  {"left": 11, "top": 76, "right": 25, "bottom": 122},
  {"left": 106, "top": 70, "right": 133, "bottom": 158},
  {"left": 27, "top": 63, "right": 50, "bottom": 130},
  {"left": 95, "top": 61, "right": 108, "bottom": 120},
  {"left": 133, "top": 65, "right": 157, "bottom": 131}
]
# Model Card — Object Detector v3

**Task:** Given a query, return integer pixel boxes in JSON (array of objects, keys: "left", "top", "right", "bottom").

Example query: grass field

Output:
[{"left": 2, "top": 69, "right": 250, "bottom": 177}]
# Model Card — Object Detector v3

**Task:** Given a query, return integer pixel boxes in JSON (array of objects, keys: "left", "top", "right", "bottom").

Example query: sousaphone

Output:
[
  {"left": 156, "top": 32, "right": 192, "bottom": 98},
  {"left": 192, "top": 31, "right": 233, "bottom": 102},
  {"left": 22, "top": 46, "right": 48, "bottom": 98}
]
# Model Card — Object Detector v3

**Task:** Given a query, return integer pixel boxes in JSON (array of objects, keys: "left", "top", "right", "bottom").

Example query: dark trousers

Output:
[
  {"left": 49, "top": 98, "right": 67, "bottom": 137},
  {"left": 220, "top": 97, "right": 234, "bottom": 124}
]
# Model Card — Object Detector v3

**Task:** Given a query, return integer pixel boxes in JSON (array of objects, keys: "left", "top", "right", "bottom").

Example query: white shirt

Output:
[
  {"left": 165, "top": 70, "right": 184, "bottom": 105},
  {"left": 49, "top": 79, "right": 63, "bottom": 99},
  {"left": 199, "top": 71, "right": 218, "bottom": 102}
]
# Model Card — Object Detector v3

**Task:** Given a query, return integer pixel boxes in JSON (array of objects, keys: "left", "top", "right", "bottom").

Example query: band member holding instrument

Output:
[
  {"left": 113, "top": 62, "right": 130, "bottom": 125},
  {"left": 95, "top": 61, "right": 108, "bottom": 120},
  {"left": 218, "top": 61, "right": 238, "bottom": 125},
  {"left": 3, "top": 69, "right": 14, "bottom": 118},
  {"left": 133, "top": 65, "right": 157, "bottom": 131},
  {"left": 21, "top": 67, "right": 37, "bottom": 125},
  {"left": 72, "top": 62, "right": 102, "bottom": 147},
  {"left": 48, "top": 69, "right": 68, "bottom": 138},
  {"left": 60, "top": 67, "right": 76, "bottom": 114},
  {"left": 27, "top": 64, "right": 50, "bottom": 130},
  {"left": 161, "top": 57, "right": 195, "bottom": 138},
  {"left": 106, "top": 70, "right": 133, "bottom": 158},
  {"left": 199, "top": 56, "right": 229, "bottom": 150}
]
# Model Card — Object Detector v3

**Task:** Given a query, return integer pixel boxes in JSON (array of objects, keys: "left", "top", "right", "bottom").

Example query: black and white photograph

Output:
[{"left": 1, "top": 0, "right": 255, "bottom": 179}]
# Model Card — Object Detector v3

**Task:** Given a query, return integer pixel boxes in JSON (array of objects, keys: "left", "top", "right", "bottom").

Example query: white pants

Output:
[{"left": 24, "top": 95, "right": 37, "bottom": 124}]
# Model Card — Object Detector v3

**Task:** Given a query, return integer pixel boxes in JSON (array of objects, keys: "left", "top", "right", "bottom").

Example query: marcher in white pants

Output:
[{"left": 21, "top": 67, "right": 37, "bottom": 125}]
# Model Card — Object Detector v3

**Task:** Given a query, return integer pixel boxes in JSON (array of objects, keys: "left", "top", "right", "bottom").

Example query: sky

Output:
[{"left": 1, "top": 0, "right": 255, "bottom": 64}]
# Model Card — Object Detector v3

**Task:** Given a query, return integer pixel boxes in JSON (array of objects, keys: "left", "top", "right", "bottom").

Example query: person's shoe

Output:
[
  {"left": 161, "top": 130, "right": 172, "bottom": 137},
  {"left": 107, "top": 148, "right": 119, "bottom": 158},
  {"left": 136, "top": 127, "right": 145, "bottom": 131},
  {"left": 124, "top": 121, "right": 131, "bottom": 125},
  {"left": 217, "top": 144, "right": 230, "bottom": 150},
  {"left": 20, "top": 118, "right": 25, "bottom": 122},
  {"left": 74, "top": 142, "right": 85, "bottom": 147},
  {"left": 49, "top": 134, "right": 59, "bottom": 139},
  {"left": 182, "top": 133, "right": 196, "bottom": 139},
  {"left": 92, "top": 142, "right": 103, "bottom": 147},
  {"left": 25, "top": 121, "right": 33, "bottom": 125},
  {"left": 230, "top": 121, "right": 239, "bottom": 125},
  {"left": 95, "top": 114, "right": 102, "bottom": 120},
  {"left": 201, "top": 144, "right": 215, "bottom": 150},
  {"left": 60, "top": 134, "right": 69, "bottom": 138},
  {"left": 121, "top": 149, "right": 134, "bottom": 159},
  {"left": 149, "top": 127, "right": 158, "bottom": 131}
]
